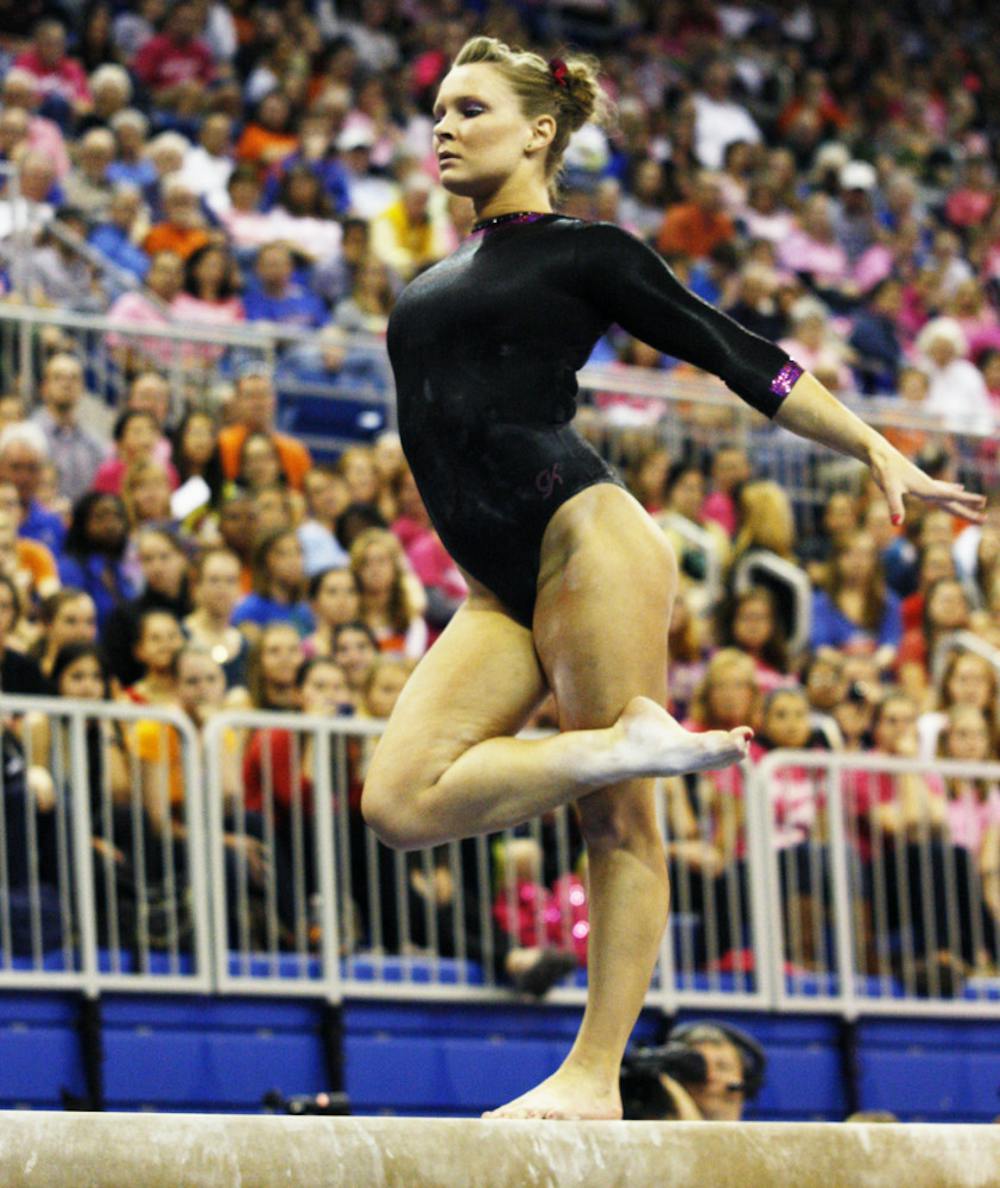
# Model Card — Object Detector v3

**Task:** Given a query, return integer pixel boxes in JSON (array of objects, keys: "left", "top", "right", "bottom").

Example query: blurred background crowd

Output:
[{"left": 0, "top": 0, "right": 997, "bottom": 997}]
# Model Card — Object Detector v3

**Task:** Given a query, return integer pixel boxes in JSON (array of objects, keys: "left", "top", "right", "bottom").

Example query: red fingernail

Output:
[{"left": 891, "top": 514, "right": 902, "bottom": 526}]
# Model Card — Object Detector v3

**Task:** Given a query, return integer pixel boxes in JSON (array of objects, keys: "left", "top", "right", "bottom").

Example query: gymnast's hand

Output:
[{"left": 866, "top": 439, "right": 986, "bottom": 525}]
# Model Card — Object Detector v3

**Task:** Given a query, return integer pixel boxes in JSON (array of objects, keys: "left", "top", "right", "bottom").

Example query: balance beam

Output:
[{"left": 0, "top": 1113, "right": 997, "bottom": 1187}]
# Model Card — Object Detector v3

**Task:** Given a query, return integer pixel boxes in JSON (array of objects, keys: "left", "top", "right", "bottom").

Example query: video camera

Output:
[{"left": 623, "top": 1021, "right": 767, "bottom": 1101}]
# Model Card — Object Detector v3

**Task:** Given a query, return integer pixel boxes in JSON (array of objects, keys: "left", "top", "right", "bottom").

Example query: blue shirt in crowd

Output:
[
  {"left": 809, "top": 588, "right": 903, "bottom": 652},
  {"left": 261, "top": 155, "right": 352, "bottom": 215},
  {"left": 231, "top": 593, "right": 315, "bottom": 636},
  {"left": 243, "top": 284, "right": 328, "bottom": 329},
  {"left": 20, "top": 500, "right": 66, "bottom": 557},
  {"left": 106, "top": 160, "right": 158, "bottom": 190},
  {"left": 57, "top": 553, "right": 136, "bottom": 632},
  {"left": 89, "top": 224, "right": 151, "bottom": 282}
]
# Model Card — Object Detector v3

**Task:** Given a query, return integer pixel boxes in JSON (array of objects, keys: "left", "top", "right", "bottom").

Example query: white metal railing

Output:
[
  {"left": 756, "top": 749, "right": 1000, "bottom": 1020},
  {"left": 1, "top": 304, "right": 994, "bottom": 429},
  {"left": 0, "top": 303, "right": 394, "bottom": 443},
  {"left": 202, "top": 709, "right": 345, "bottom": 1002},
  {"left": 2, "top": 697, "right": 999, "bottom": 1018},
  {"left": 201, "top": 709, "right": 770, "bottom": 1011},
  {"left": 0, "top": 695, "right": 211, "bottom": 995}
]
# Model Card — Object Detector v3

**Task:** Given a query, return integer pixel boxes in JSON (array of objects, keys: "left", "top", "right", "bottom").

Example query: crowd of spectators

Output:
[{"left": 0, "top": 2, "right": 998, "bottom": 996}]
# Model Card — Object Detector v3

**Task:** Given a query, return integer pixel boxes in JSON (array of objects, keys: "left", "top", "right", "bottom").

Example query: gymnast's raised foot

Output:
[
  {"left": 482, "top": 1066, "right": 622, "bottom": 1121},
  {"left": 614, "top": 695, "right": 753, "bottom": 779}
]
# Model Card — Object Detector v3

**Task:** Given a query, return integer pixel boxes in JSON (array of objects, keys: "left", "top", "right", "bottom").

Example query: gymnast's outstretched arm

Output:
[
  {"left": 772, "top": 371, "right": 984, "bottom": 524},
  {"left": 572, "top": 220, "right": 986, "bottom": 525}
]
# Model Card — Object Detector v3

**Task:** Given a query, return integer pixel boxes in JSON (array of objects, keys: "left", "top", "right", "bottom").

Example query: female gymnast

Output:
[{"left": 360, "top": 37, "right": 986, "bottom": 1120}]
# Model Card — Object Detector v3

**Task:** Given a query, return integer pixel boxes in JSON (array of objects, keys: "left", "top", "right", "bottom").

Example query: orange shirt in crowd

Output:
[
  {"left": 131, "top": 720, "right": 184, "bottom": 809},
  {"left": 882, "top": 424, "right": 929, "bottom": 460},
  {"left": 656, "top": 203, "right": 735, "bottom": 260},
  {"left": 143, "top": 224, "right": 211, "bottom": 260},
  {"left": 17, "top": 538, "right": 59, "bottom": 597},
  {"left": 131, "top": 720, "right": 240, "bottom": 812},
  {"left": 235, "top": 124, "right": 299, "bottom": 166},
  {"left": 218, "top": 424, "right": 313, "bottom": 491}
]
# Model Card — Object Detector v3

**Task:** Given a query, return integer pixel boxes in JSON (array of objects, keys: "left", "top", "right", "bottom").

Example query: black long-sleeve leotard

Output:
[{"left": 387, "top": 214, "right": 797, "bottom": 627}]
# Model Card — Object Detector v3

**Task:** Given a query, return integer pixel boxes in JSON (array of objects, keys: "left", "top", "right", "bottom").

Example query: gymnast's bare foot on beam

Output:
[
  {"left": 613, "top": 695, "right": 753, "bottom": 780},
  {"left": 483, "top": 1066, "right": 622, "bottom": 1121}
]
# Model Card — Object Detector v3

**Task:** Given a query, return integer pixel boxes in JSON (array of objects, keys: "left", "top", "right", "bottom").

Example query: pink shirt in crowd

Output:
[
  {"left": 390, "top": 514, "right": 429, "bottom": 555},
  {"left": 170, "top": 293, "right": 245, "bottom": 365},
  {"left": 13, "top": 50, "right": 91, "bottom": 105},
  {"left": 701, "top": 490, "right": 737, "bottom": 538},
  {"left": 766, "top": 761, "right": 825, "bottom": 850},
  {"left": 92, "top": 454, "right": 180, "bottom": 495},
  {"left": 778, "top": 232, "right": 850, "bottom": 288},
  {"left": 408, "top": 531, "right": 468, "bottom": 602},
  {"left": 105, "top": 292, "right": 174, "bottom": 365},
  {"left": 132, "top": 36, "right": 215, "bottom": 91},
  {"left": 945, "top": 785, "right": 1000, "bottom": 854},
  {"left": 26, "top": 115, "right": 70, "bottom": 178}
]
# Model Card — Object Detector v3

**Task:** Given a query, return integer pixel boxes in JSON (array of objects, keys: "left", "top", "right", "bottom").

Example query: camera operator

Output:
[{"left": 621, "top": 1021, "right": 766, "bottom": 1121}]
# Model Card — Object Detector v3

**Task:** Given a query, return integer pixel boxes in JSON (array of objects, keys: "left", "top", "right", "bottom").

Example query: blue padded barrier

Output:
[
  {"left": 0, "top": 994, "right": 86, "bottom": 1108},
  {"left": 345, "top": 1035, "right": 568, "bottom": 1113},
  {"left": 343, "top": 1003, "right": 662, "bottom": 1116},
  {"left": 0, "top": 990, "right": 997, "bottom": 1119},
  {"left": 343, "top": 956, "right": 484, "bottom": 985},
  {"left": 857, "top": 1018, "right": 1000, "bottom": 1122},
  {"left": 858, "top": 1050, "right": 1000, "bottom": 1121},
  {"left": 100, "top": 996, "right": 328, "bottom": 1111},
  {"left": 227, "top": 954, "right": 323, "bottom": 980}
]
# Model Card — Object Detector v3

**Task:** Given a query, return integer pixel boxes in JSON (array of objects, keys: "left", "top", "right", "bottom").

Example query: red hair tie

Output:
[{"left": 549, "top": 58, "right": 569, "bottom": 89}]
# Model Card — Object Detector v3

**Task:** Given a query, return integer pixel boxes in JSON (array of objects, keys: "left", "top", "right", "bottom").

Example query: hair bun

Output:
[{"left": 557, "top": 53, "right": 607, "bottom": 132}]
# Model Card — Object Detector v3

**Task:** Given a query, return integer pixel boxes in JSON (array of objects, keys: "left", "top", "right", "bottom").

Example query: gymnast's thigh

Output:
[
  {"left": 532, "top": 483, "right": 676, "bottom": 729},
  {"left": 364, "top": 587, "right": 548, "bottom": 799}
]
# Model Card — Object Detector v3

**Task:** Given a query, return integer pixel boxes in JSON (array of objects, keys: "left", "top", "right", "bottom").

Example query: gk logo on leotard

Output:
[{"left": 535, "top": 463, "right": 564, "bottom": 499}]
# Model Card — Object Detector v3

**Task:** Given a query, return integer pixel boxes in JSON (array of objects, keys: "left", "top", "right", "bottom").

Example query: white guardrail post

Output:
[
  {"left": 754, "top": 748, "right": 1000, "bottom": 1020},
  {"left": 0, "top": 695, "right": 212, "bottom": 994}
]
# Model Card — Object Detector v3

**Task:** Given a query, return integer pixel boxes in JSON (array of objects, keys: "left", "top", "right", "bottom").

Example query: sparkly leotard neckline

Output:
[{"left": 470, "top": 210, "right": 553, "bottom": 235}]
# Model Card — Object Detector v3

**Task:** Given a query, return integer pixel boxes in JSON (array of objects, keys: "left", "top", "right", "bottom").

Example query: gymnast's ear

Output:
[{"left": 526, "top": 112, "right": 557, "bottom": 156}]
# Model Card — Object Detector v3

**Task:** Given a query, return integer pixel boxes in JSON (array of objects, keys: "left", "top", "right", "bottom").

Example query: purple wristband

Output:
[{"left": 769, "top": 359, "right": 804, "bottom": 401}]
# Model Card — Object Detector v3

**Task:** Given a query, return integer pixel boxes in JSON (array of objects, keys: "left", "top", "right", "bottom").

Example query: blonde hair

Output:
[
  {"left": 937, "top": 649, "right": 999, "bottom": 744},
  {"left": 689, "top": 647, "right": 762, "bottom": 729},
  {"left": 732, "top": 480, "right": 795, "bottom": 559},
  {"left": 349, "top": 528, "right": 417, "bottom": 636},
  {"left": 937, "top": 703, "right": 993, "bottom": 801},
  {"left": 452, "top": 36, "right": 610, "bottom": 190},
  {"left": 337, "top": 444, "right": 379, "bottom": 484},
  {"left": 360, "top": 654, "right": 415, "bottom": 715}
]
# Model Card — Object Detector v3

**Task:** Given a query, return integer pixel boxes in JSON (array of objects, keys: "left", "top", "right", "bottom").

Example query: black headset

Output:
[{"left": 667, "top": 1021, "right": 767, "bottom": 1100}]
